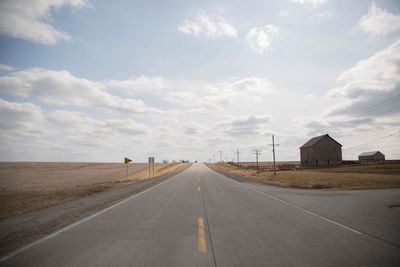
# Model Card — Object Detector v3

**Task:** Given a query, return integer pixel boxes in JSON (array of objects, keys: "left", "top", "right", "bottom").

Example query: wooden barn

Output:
[
  {"left": 358, "top": 151, "right": 385, "bottom": 162},
  {"left": 300, "top": 134, "right": 342, "bottom": 167}
]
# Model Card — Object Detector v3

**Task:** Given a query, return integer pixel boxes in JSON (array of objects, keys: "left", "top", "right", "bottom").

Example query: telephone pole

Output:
[
  {"left": 252, "top": 149, "right": 262, "bottom": 170},
  {"left": 268, "top": 135, "right": 280, "bottom": 175},
  {"left": 218, "top": 151, "right": 223, "bottom": 162},
  {"left": 236, "top": 148, "right": 240, "bottom": 165}
]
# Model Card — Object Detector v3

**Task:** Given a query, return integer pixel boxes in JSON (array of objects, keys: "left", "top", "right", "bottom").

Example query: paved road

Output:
[{"left": 1, "top": 163, "right": 400, "bottom": 266}]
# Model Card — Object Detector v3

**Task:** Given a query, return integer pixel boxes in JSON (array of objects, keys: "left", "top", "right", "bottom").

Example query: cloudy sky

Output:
[{"left": 0, "top": 0, "right": 399, "bottom": 163}]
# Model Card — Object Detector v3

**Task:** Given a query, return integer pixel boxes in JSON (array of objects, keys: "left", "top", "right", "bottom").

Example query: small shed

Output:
[
  {"left": 300, "top": 134, "right": 342, "bottom": 166},
  {"left": 358, "top": 151, "right": 385, "bottom": 162}
]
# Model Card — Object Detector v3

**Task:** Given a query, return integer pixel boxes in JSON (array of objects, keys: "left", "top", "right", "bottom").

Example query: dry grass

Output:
[
  {"left": 116, "top": 163, "right": 189, "bottom": 182},
  {"left": 238, "top": 161, "right": 300, "bottom": 167},
  {"left": 0, "top": 162, "right": 189, "bottom": 218},
  {"left": 209, "top": 163, "right": 400, "bottom": 190}
]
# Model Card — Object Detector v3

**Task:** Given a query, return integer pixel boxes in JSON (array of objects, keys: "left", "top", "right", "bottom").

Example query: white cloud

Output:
[
  {"left": 358, "top": 2, "right": 400, "bottom": 37},
  {"left": 0, "top": 67, "right": 275, "bottom": 119},
  {"left": 279, "top": 10, "right": 289, "bottom": 17},
  {"left": 182, "top": 121, "right": 204, "bottom": 135},
  {"left": 104, "top": 119, "right": 150, "bottom": 135},
  {"left": 0, "top": 98, "right": 150, "bottom": 154},
  {"left": 0, "top": 99, "right": 150, "bottom": 140},
  {"left": 227, "top": 77, "right": 273, "bottom": 94},
  {"left": 300, "top": 116, "right": 375, "bottom": 137},
  {"left": 0, "top": 0, "right": 87, "bottom": 44},
  {"left": 48, "top": 110, "right": 150, "bottom": 136},
  {"left": 216, "top": 114, "right": 272, "bottom": 136},
  {"left": 162, "top": 76, "right": 274, "bottom": 111},
  {"left": 325, "top": 39, "right": 400, "bottom": 118},
  {"left": 0, "top": 99, "right": 44, "bottom": 135},
  {"left": 178, "top": 12, "right": 237, "bottom": 39},
  {"left": 292, "top": 0, "right": 327, "bottom": 8},
  {"left": 246, "top": 25, "right": 281, "bottom": 55},
  {"left": 311, "top": 11, "right": 335, "bottom": 21},
  {"left": 327, "top": 39, "right": 400, "bottom": 102},
  {"left": 0, "top": 64, "right": 15, "bottom": 72},
  {"left": 105, "top": 75, "right": 165, "bottom": 96},
  {"left": 206, "top": 137, "right": 234, "bottom": 148},
  {"left": 0, "top": 66, "right": 283, "bottom": 161},
  {"left": 0, "top": 68, "right": 161, "bottom": 114}
]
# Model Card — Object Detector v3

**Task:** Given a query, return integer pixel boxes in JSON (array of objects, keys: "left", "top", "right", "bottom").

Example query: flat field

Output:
[
  {"left": 209, "top": 162, "right": 400, "bottom": 190},
  {"left": 0, "top": 162, "right": 187, "bottom": 218},
  {"left": 236, "top": 161, "right": 300, "bottom": 167}
]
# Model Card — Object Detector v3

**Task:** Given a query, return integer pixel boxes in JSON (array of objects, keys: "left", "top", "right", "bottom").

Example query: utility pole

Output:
[
  {"left": 236, "top": 148, "right": 240, "bottom": 165},
  {"left": 252, "top": 149, "right": 262, "bottom": 170},
  {"left": 218, "top": 151, "right": 223, "bottom": 162},
  {"left": 268, "top": 135, "right": 280, "bottom": 175}
]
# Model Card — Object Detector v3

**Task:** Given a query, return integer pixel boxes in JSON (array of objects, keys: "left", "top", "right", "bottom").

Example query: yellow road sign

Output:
[{"left": 124, "top": 157, "right": 132, "bottom": 164}]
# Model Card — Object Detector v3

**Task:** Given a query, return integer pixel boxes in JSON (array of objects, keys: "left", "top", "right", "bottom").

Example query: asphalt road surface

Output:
[{"left": 1, "top": 163, "right": 400, "bottom": 266}]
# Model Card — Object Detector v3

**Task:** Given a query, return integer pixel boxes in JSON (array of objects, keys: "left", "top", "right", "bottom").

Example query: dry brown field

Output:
[{"left": 0, "top": 162, "right": 188, "bottom": 218}]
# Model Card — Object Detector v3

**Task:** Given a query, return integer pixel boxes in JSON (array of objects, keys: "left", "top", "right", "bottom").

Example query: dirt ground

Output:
[
  {"left": 208, "top": 163, "right": 400, "bottom": 190},
  {"left": 0, "top": 162, "right": 187, "bottom": 219}
]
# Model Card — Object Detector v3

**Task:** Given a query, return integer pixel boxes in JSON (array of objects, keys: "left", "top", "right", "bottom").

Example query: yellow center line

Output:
[
  {"left": 197, "top": 176, "right": 201, "bottom": 191},
  {"left": 198, "top": 217, "right": 207, "bottom": 252}
]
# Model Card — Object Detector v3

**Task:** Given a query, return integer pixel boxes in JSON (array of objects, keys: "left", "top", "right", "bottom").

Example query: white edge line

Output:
[
  {"left": 246, "top": 185, "right": 362, "bottom": 235},
  {"left": 0, "top": 170, "right": 184, "bottom": 262},
  {"left": 208, "top": 167, "right": 362, "bottom": 235}
]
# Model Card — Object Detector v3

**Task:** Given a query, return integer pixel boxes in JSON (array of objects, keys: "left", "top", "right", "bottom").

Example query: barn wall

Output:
[
  {"left": 300, "top": 147, "right": 312, "bottom": 166},
  {"left": 300, "top": 137, "right": 342, "bottom": 166}
]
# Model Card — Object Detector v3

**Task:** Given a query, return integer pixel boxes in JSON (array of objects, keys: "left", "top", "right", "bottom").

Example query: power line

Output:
[
  {"left": 358, "top": 101, "right": 400, "bottom": 118},
  {"left": 369, "top": 105, "right": 400, "bottom": 117},
  {"left": 344, "top": 130, "right": 400, "bottom": 150},
  {"left": 354, "top": 93, "right": 400, "bottom": 117}
]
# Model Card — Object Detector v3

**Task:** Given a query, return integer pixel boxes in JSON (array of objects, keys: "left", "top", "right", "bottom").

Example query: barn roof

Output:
[
  {"left": 359, "top": 151, "right": 382, "bottom": 156},
  {"left": 300, "top": 134, "right": 342, "bottom": 148}
]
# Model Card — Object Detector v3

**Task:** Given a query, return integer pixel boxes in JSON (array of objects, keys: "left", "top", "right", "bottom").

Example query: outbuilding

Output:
[
  {"left": 300, "top": 134, "right": 342, "bottom": 166},
  {"left": 358, "top": 151, "right": 385, "bottom": 162}
]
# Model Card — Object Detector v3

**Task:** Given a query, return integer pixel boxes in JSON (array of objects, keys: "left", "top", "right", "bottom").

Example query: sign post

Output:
[
  {"left": 149, "top": 157, "right": 155, "bottom": 178},
  {"left": 124, "top": 157, "right": 132, "bottom": 178}
]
